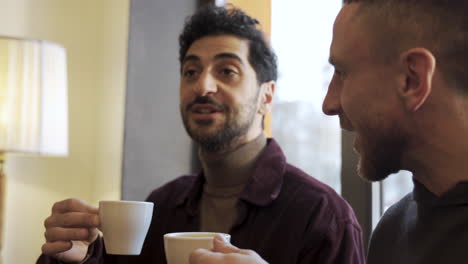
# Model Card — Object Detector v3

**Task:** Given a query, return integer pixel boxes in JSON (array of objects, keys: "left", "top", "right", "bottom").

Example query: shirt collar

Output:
[
  {"left": 413, "top": 178, "right": 468, "bottom": 207},
  {"left": 240, "top": 138, "right": 286, "bottom": 206},
  {"left": 176, "top": 138, "right": 287, "bottom": 213}
]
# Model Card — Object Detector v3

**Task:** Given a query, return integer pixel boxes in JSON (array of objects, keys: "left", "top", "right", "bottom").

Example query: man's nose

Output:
[
  {"left": 322, "top": 80, "right": 341, "bottom": 116},
  {"left": 194, "top": 71, "right": 217, "bottom": 96}
]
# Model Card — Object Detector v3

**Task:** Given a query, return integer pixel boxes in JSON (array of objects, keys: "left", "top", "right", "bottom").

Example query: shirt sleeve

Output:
[{"left": 35, "top": 237, "right": 105, "bottom": 264}]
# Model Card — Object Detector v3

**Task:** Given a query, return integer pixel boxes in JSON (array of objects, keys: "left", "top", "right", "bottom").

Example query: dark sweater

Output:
[{"left": 368, "top": 179, "right": 468, "bottom": 264}]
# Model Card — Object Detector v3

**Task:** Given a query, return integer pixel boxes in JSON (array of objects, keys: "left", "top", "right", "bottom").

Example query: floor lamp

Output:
[{"left": 0, "top": 37, "right": 68, "bottom": 263}]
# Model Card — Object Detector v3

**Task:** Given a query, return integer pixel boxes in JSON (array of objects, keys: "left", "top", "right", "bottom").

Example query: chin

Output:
[
  {"left": 357, "top": 156, "right": 391, "bottom": 182},
  {"left": 198, "top": 122, "right": 225, "bottom": 134}
]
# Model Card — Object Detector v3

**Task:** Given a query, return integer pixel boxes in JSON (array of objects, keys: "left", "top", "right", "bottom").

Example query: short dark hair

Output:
[
  {"left": 178, "top": 5, "right": 277, "bottom": 84},
  {"left": 345, "top": 0, "right": 468, "bottom": 94}
]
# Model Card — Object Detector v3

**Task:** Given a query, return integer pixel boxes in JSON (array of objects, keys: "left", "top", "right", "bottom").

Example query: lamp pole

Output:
[{"left": 0, "top": 152, "right": 4, "bottom": 264}]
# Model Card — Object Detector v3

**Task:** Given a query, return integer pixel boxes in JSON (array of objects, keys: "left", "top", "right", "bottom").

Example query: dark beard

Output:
[
  {"left": 358, "top": 128, "right": 407, "bottom": 182},
  {"left": 191, "top": 112, "right": 253, "bottom": 152},
  {"left": 181, "top": 94, "right": 259, "bottom": 153}
]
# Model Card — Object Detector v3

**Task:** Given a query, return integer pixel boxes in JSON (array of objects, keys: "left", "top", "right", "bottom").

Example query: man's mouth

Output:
[
  {"left": 339, "top": 120, "right": 354, "bottom": 132},
  {"left": 193, "top": 107, "right": 218, "bottom": 114},
  {"left": 353, "top": 134, "right": 362, "bottom": 154},
  {"left": 191, "top": 104, "right": 222, "bottom": 113},
  {"left": 189, "top": 104, "right": 223, "bottom": 120},
  {"left": 338, "top": 113, "right": 355, "bottom": 132}
]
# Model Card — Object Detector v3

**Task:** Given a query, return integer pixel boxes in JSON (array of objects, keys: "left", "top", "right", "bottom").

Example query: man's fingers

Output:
[
  {"left": 52, "top": 198, "right": 98, "bottom": 214},
  {"left": 88, "top": 227, "right": 100, "bottom": 242},
  {"left": 44, "top": 212, "right": 99, "bottom": 228},
  {"left": 190, "top": 236, "right": 244, "bottom": 264},
  {"left": 41, "top": 241, "right": 73, "bottom": 256},
  {"left": 189, "top": 248, "right": 265, "bottom": 264},
  {"left": 44, "top": 227, "right": 92, "bottom": 242},
  {"left": 190, "top": 236, "right": 268, "bottom": 264},
  {"left": 212, "top": 235, "right": 241, "bottom": 254},
  {"left": 190, "top": 249, "right": 225, "bottom": 264}
]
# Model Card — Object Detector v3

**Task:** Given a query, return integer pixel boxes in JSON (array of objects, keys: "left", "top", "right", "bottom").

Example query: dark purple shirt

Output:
[{"left": 37, "top": 139, "right": 364, "bottom": 264}]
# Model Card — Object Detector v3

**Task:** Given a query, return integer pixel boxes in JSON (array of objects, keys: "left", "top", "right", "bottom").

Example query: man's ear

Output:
[
  {"left": 258, "top": 81, "right": 275, "bottom": 115},
  {"left": 399, "top": 48, "right": 436, "bottom": 111}
]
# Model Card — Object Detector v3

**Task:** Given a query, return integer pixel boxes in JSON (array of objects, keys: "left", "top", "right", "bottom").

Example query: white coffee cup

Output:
[
  {"left": 98, "top": 200, "right": 154, "bottom": 255},
  {"left": 164, "top": 232, "right": 231, "bottom": 264}
]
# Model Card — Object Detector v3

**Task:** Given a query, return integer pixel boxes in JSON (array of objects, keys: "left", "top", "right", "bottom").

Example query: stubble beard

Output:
[
  {"left": 181, "top": 95, "right": 259, "bottom": 153},
  {"left": 357, "top": 127, "right": 406, "bottom": 182}
]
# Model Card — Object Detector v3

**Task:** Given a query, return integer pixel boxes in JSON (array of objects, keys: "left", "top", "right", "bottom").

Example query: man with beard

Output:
[
  {"left": 325, "top": 1, "right": 468, "bottom": 263},
  {"left": 190, "top": 1, "right": 468, "bottom": 264},
  {"left": 36, "top": 5, "right": 364, "bottom": 264}
]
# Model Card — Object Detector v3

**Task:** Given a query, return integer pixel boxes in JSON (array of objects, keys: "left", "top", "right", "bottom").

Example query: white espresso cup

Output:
[
  {"left": 98, "top": 200, "right": 154, "bottom": 255},
  {"left": 164, "top": 232, "right": 231, "bottom": 264}
]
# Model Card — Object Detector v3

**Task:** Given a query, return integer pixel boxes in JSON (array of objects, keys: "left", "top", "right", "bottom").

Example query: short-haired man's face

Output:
[
  {"left": 179, "top": 35, "right": 264, "bottom": 152},
  {"left": 323, "top": 4, "right": 408, "bottom": 181}
]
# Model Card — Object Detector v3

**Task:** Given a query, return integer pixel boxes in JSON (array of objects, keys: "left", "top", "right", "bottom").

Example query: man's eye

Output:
[
  {"left": 221, "top": 68, "right": 237, "bottom": 76},
  {"left": 183, "top": 69, "right": 197, "bottom": 77}
]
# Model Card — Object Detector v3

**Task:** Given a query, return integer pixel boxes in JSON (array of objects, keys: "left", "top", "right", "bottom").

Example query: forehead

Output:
[
  {"left": 185, "top": 35, "right": 250, "bottom": 62},
  {"left": 330, "top": 4, "right": 373, "bottom": 66}
]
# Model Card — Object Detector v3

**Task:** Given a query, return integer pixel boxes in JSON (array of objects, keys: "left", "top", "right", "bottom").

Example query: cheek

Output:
[
  {"left": 340, "top": 78, "right": 384, "bottom": 119},
  {"left": 179, "top": 87, "right": 194, "bottom": 105},
  {"left": 220, "top": 91, "right": 238, "bottom": 107},
  {"left": 341, "top": 99, "right": 381, "bottom": 138},
  {"left": 340, "top": 87, "right": 364, "bottom": 118},
  {"left": 179, "top": 84, "right": 186, "bottom": 101}
]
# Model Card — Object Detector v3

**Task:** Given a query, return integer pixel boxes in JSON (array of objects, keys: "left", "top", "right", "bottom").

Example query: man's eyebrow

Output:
[
  {"left": 182, "top": 55, "right": 200, "bottom": 65},
  {"left": 214, "top": 53, "right": 244, "bottom": 65},
  {"left": 182, "top": 52, "right": 245, "bottom": 66}
]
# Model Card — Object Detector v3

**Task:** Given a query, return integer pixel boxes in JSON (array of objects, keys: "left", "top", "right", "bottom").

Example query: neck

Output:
[
  {"left": 408, "top": 153, "right": 468, "bottom": 196},
  {"left": 199, "top": 133, "right": 267, "bottom": 187},
  {"left": 405, "top": 105, "right": 468, "bottom": 196}
]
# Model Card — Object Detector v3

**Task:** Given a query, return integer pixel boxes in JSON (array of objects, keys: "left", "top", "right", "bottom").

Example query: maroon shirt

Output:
[{"left": 37, "top": 139, "right": 364, "bottom": 264}]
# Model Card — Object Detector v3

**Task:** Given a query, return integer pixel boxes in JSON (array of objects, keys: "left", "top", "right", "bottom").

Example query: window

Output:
[
  {"left": 382, "top": 170, "right": 413, "bottom": 212},
  {"left": 271, "top": 0, "right": 343, "bottom": 193},
  {"left": 270, "top": 0, "right": 414, "bottom": 243}
]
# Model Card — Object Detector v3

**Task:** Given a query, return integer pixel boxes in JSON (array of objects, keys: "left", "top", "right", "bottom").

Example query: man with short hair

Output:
[
  {"left": 36, "top": 6, "right": 364, "bottom": 264},
  {"left": 191, "top": 1, "right": 468, "bottom": 263},
  {"left": 325, "top": 1, "right": 468, "bottom": 263}
]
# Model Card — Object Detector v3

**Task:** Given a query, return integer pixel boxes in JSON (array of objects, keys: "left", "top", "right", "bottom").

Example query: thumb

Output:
[{"left": 212, "top": 234, "right": 240, "bottom": 254}]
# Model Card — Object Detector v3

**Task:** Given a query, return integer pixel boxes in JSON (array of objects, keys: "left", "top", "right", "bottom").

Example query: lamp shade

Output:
[{"left": 0, "top": 37, "right": 68, "bottom": 156}]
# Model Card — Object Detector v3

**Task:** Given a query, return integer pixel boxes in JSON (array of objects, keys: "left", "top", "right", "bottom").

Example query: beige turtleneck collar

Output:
[
  {"left": 199, "top": 133, "right": 267, "bottom": 233},
  {"left": 199, "top": 133, "right": 267, "bottom": 188}
]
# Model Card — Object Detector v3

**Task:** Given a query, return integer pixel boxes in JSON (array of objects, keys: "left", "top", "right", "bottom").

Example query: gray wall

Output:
[{"left": 122, "top": 0, "right": 198, "bottom": 201}]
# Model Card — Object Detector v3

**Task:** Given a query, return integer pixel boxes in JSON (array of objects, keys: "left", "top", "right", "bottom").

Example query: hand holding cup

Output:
[
  {"left": 41, "top": 198, "right": 100, "bottom": 263},
  {"left": 164, "top": 232, "right": 231, "bottom": 264}
]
